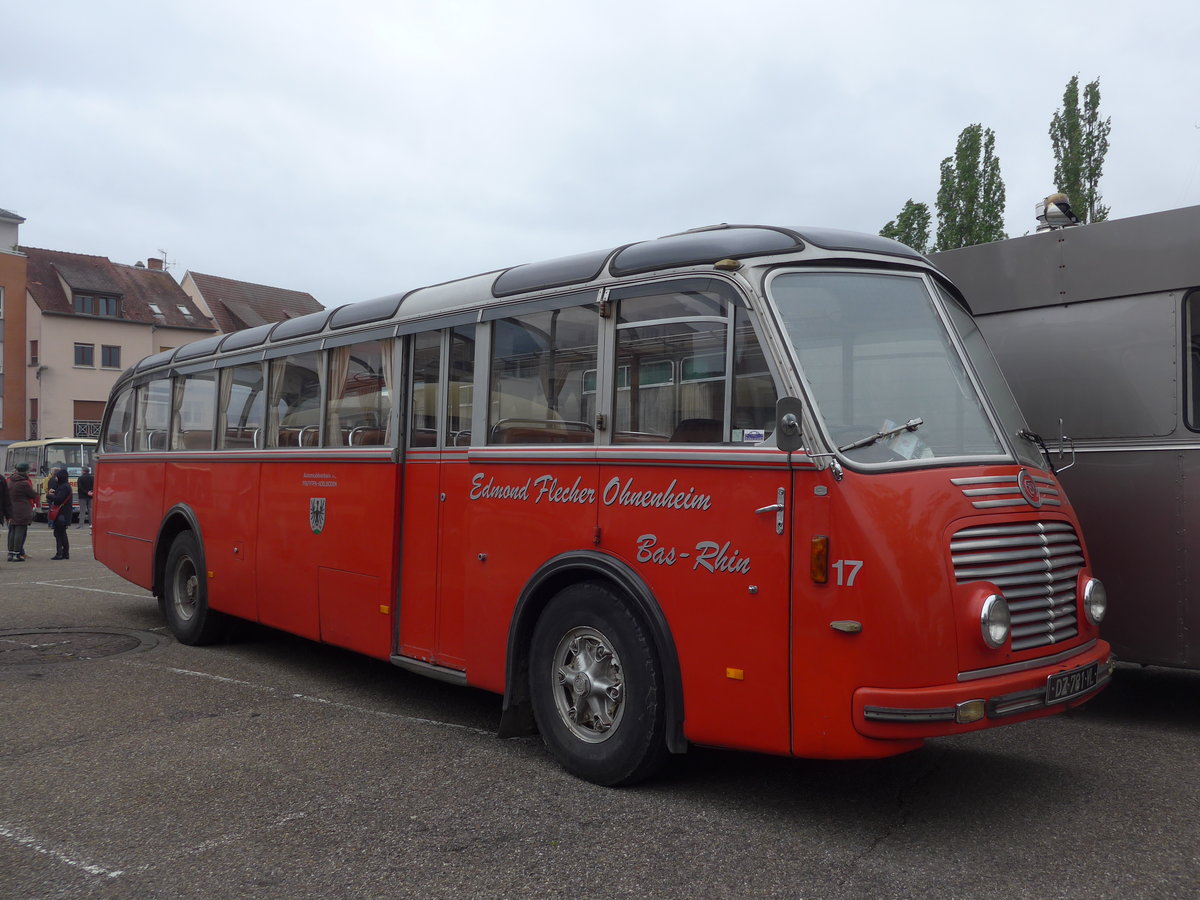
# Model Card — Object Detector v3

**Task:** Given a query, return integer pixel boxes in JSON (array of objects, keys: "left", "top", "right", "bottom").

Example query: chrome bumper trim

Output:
[{"left": 958, "top": 639, "right": 1098, "bottom": 682}]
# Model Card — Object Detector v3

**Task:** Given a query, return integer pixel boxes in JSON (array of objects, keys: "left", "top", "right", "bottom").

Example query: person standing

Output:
[
  {"left": 77, "top": 465, "right": 94, "bottom": 528},
  {"left": 48, "top": 469, "right": 72, "bottom": 561},
  {"left": 0, "top": 467, "right": 11, "bottom": 565},
  {"left": 6, "top": 462, "right": 36, "bottom": 562}
]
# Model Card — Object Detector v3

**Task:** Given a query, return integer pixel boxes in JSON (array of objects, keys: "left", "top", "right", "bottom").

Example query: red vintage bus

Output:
[{"left": 94, "top": 225, "right": 1113, "bottom": 785}]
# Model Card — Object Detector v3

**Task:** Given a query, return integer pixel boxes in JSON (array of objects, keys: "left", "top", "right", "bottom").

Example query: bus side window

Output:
[
  {"left": 613, "top": 281, "right": 730, "bottom": 444},
  {"left": 102, "top": 386, "right": 136, "bottom": 453},
  {"left": 137, "top": 378, "right": 172, "bottom": 451},
  {"left": 171, "top": 372, "right": 217, "bottom": 451},
  {"left": 327, "top": 339, "right": 393, "bottom": 447},
  {"left": 409, "top": 331, "right": 442, "bottom": 447},
  {"left": 268, "top": 351, "right": 323, "bottom": 447},
  {"left": 488, "top": 306, "right": 598, "bottom": 445},
  {"left": 447, "top": 326, "right": 475, "bottom": 446},
  {"left": 732, "top": 305, "right": 779, "bottom": 440},
  {"left": 218, "top": 363, "right": 267, "bottom": 450}
]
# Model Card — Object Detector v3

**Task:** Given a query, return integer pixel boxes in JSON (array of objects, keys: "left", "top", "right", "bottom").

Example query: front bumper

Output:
[{"left": 854, "top": 639, "right": 1114, "bottom": 739}]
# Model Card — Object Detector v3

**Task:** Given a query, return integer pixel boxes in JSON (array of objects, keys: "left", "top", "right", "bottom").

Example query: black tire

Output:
[
  {"left": 162, "top": 532, "right": 226, "bottom": 646},
  {"left": 529, "top": 581, "right": 668, "bottom": 786}
]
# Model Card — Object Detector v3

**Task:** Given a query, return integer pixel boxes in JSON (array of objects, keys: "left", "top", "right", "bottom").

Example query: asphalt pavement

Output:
[{"left": 2, "top": 524, "right": 1199, "bottom": 899}]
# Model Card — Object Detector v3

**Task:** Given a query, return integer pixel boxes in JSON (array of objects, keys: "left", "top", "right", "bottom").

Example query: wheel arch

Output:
[
  {"left": 499, "top": 550, "right": 687, "bottom": 755},
  {"left": 153, "top": 504, "right": 205, "bottom": 599}
]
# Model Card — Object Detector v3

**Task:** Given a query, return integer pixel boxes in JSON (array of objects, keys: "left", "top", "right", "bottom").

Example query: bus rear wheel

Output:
[
  {"left": 163, "top": 531, "right": 226, "bottom": 646},
  {"left": 529, "top": 582, "right": 668, "bottom": 786}
]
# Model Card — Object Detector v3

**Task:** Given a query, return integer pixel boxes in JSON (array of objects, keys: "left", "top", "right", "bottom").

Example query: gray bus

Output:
[{"left": 932, "top": 204, "right": 1200, "bottom": 669}]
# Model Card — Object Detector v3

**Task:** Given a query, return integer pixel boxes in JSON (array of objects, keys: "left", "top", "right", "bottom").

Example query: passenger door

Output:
[{"left": 596, "top": 279, "right": 793, "bottom": 755}]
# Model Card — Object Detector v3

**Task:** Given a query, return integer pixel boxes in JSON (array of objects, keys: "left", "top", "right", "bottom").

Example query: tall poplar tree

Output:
[
  {"left": 935, "top": 124, "right": 1007, "bottom": 250},
  {"left": 879, "top": 199, "right": 932, "bottom": 253},
  {"left": 1049, "top": 75, "right": 1111, "bottom": 223}
]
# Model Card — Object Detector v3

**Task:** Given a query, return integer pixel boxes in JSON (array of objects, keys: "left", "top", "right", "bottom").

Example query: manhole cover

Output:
[{"left": 0, "top": 628, "right": 159, "bottom": 666}]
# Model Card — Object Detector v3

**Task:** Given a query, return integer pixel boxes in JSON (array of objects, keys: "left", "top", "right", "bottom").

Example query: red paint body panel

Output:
[
  {"left": 93, "top": 457, "right": 163, "bottom": 589},
  {"left": 457, "top": 453, "right": 602, "bottom": 695},
  {"left": 595, "top": 450, "right": 793, "bottom": 754},
  {"left": 163, "top": 460, "right": 260, "bottom": 621}
]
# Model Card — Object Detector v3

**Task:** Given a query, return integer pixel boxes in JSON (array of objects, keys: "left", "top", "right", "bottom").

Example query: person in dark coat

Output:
[
  {"left": 6, "top": 462, "right": 37, "bottom": 562},
  {"left": 77, "top": 465, "right": 95, "bottom": 527},
  {"left": 48, "top": 469, "right": 73, "bottom": 560}
]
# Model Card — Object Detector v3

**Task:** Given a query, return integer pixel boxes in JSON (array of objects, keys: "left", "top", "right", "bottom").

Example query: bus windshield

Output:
[
  {"left": 44, "top": 442, "right": 95, "bottom": 477},
  {"left": 770, "top": 270, "right": 1006, "bottom": 464}
]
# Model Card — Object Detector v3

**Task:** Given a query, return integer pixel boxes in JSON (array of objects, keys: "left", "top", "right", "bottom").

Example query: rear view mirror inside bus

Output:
[{"left": 775, "top": 396, "right": 804, "bottom": 452}]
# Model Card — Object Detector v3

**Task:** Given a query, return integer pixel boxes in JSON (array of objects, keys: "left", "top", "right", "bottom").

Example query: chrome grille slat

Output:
[
  {"left": 950, "top": 533, "right": 1079, "bottom": 552},
  {"left": 951, "top": 519, "right": 1083, "bottom": 652},
  {"left": 951, "top": 473, "right": 1063, "bottom": 509}
]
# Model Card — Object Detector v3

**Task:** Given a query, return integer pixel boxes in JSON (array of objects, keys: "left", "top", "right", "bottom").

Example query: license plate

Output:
[{"left": 1046, "top": 662, "right": 1099, "bottom": 704}]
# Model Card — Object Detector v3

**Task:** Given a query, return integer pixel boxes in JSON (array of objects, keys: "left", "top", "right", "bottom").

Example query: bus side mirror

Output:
[{"left": 775, "top": 396, "right": 805, "bottom": 453}]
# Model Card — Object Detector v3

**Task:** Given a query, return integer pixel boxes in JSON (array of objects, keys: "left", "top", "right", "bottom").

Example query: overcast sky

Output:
[{"left": 4, "top": 1, "right": 1199, "bottom": 309}]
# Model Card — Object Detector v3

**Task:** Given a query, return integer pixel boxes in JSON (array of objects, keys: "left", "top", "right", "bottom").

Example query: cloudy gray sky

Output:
[{"left": 4, "top": 1, "right": 1199, "bottom": 308}]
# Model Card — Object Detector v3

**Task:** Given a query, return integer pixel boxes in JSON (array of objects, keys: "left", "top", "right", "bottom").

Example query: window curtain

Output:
[
  {"left": 267, "top": 358, "right": 287, "bottom": 446},
  {"left": 327, "top": 345, "right": 353, "bottom": 446},
  {"left": 217, "top": 369, "right": 234, "bottom": 448},
  {"left": 382, "top": 339, "right": 396, "bottom": 445}
]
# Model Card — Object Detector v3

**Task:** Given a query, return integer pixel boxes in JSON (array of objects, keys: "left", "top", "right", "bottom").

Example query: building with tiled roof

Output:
[
  {"left": 11, "top": 244, "right": 216, "bottom": 440},
  {"left": 181, "top": 271, "right": 323, "bottom": 335}
]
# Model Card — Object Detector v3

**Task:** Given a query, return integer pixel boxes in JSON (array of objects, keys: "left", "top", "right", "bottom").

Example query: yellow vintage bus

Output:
[{"left": 3, "top": 437, "right": 97, "bottom": 519}]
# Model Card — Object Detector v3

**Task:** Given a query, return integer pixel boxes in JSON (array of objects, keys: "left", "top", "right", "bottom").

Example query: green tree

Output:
[
  {"left": 1049, "top": 75, "right": 1111, "bottom": 223},
  {"left": 880, "top": 199, "right": 932, "bottom": 253},
  {"left": 935, "top": 124, "right": 1007, "bottom": 250}
]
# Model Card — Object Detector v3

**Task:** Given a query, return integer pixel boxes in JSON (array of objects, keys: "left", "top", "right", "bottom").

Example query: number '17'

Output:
[{"left": 831, "top": 559, "right": 864, "bottom": 586}]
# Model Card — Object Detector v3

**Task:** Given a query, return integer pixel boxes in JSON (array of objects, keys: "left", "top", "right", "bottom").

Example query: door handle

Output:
[{"left": 755, "top": 488, "right": 786, "bottom": 535}]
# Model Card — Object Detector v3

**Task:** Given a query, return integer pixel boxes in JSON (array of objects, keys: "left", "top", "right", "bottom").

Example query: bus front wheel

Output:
[
  {"left": 162, "top": 532, "right": 225, "bottom": 646},
  {"left": 529, "top": 582, "right": 668, "bottom": 786}
]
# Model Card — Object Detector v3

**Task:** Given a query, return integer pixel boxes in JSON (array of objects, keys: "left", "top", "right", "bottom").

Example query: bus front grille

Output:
[{"left": 950, "top": 521, "right": 1083, "bottom": 651}]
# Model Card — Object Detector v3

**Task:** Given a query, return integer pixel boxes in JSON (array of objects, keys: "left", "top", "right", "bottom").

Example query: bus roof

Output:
[
  {"left": 5, "top": 437, "right": 98, "bottom": 447},
  {"left": 123, "top": 224, "right": 927, "bottom": 380},
  {"left": 930, "top": 204, "right": 1200, "bottom": 315}
]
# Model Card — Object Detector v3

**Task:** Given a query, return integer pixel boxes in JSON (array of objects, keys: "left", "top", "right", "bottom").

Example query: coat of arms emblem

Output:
[{"left": 309, "top": 498, "right": 326, "bottom": 534}]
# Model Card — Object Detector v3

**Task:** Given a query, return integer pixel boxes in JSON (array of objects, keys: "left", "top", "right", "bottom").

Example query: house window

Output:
[
  {"left": 74, "top": 343, "right": 95, "bottom": 367},
  {"left": 74, "top": 293, "right": 121, "bottom": 318},
  {"left": 148, "top": 303, "right": 163, "bottom": 315},
  {"left": 30, "top": 340, "right": 38, "bottom": 365},
  {"left": 101, "top": 345, "right": 122, "bottom": 368},
  {"left": 0, "top": 285, "right": 5, "bottom": 318}
]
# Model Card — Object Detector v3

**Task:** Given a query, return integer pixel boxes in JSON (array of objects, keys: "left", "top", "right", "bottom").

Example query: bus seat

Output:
[
  {"left": 182, "top": 430, "right": 213, "bottom": 450},
  {"left": 491, "top": 418, "right": 593, "bottom": 445},
  {"left": 614, "top": 431, "right": 670, "bottom": 443},
  {"left": 670, "top": 418, "right": 723, "bottom": 443},
  {"left": 223, "top": 428, "right": 256, "bottom": 449},
  {"left": 410, "top": 428, "right": 438, "bottom": 447},
  {"left": 349, "top": 427, "right": 385, "bottom": 446}
]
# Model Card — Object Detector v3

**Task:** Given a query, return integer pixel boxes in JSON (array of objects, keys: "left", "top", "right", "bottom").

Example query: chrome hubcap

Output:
[
  {"left": 173, "top": 557, "right": 199, "bottom": 622},
  {"left": 551, "top": 626, "right": 624, "bottom": 743}
]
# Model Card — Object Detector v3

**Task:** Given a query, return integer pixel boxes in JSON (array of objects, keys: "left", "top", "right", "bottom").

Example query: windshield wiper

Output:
[
  {"left": 1018, "top": 428, "right": 1059, "bottom": 474},
  {"left": 838, "top": 417, "right": 924, "bottom": 453}
]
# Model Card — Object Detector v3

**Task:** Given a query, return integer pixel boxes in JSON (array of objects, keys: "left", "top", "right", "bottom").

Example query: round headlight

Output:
[
  {"left": 1083, "top": 578, "right": 1107, "bottom": 625},
  {"left": 981, "top": 594, "right": 1011, "bottom": 649}
]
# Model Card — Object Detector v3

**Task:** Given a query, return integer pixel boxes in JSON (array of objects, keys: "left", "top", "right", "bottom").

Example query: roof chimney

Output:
[{"left": 147, "top": 257, "right": 164, "bottom": 271}]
